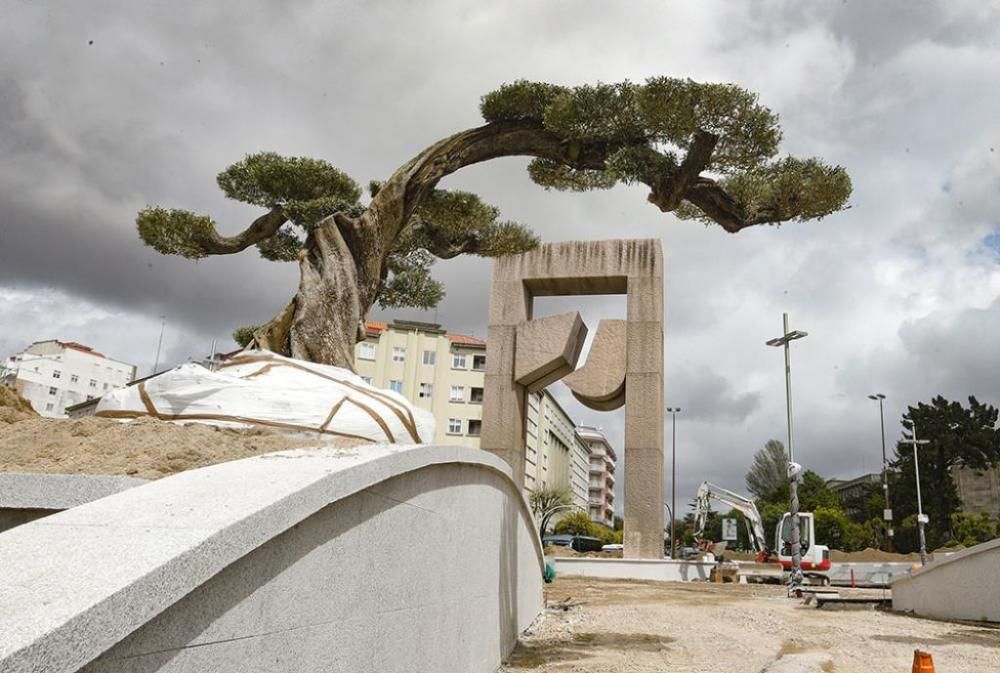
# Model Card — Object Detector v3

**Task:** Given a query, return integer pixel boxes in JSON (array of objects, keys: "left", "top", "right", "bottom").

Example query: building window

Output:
[
  {"left": 103, "top": 383, "right": 109, "bottom": 391},
  {"left": 89, "top": 379, "right": 97, "bottom": 388},
  {"left": 359, "top": 342, "right": 376, "bottom": 361},
  {"left": 470, "top": 387, "right": 484, "bottom": 403},
  {"left": 447, "top": 418, "right": 462, "bottom": 434},
  {"left": 467, "top": 419, "right": 482, "bottom": 437},
  {"left": 52, "top": 370, "right": 61, "bottom": 379},
  {"left": 449, "top": 385, "right": 464, "bottom": 402},
  {"left": 48, "top": 386, "right": 57, "bottom": 396},
  {"left": 452, "top": 352, "right": 466, "bottom": 369},
  {"left": 45, "top": 403, "right": 54, "bottom": 411},
  {"left": 86, "top": 395, "right": 94, "bottom": 401},
  {"left": 389, "top": 380, "right": 403, "bottom": 393},
  {"left": 419, "top": 382, "right": 433, "bottom": 398},
  {"left": 392, "top": 346, "right": 406, "bottom": 363},
  {"left": 422, "top": 350, "right": 436, "bottom": 366},
  {"left": 361, "top": 376, "right": 372, "bottom": 385},
  {"left": 70, "top": 374, "right": 79, "bottom": 384},
  {"left": 472, "top": 354, "right": 486, "bottom": 371}
]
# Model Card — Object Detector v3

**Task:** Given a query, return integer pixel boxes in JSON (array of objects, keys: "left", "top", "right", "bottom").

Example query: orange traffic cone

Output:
[{"left": 912, "top": 650, "right": 934, "bottom": 672}]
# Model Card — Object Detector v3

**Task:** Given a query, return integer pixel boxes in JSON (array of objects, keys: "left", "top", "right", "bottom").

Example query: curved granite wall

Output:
[
  {"left": 0, "top": 445, "right": 543, "bottom": 673},
  {"left": 891, "top": 538, "right": 1000, "bottom": 623}
]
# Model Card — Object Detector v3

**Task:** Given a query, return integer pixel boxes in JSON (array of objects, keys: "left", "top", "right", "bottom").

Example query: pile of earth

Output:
[
  {"left": 0, "top": 413, "right": 364, "bottom": 480},
  {"left": 0, "top": 386, "right": 38, "bottom": 424},
  {"left": 830, "top": 547, "right": 923, "bottom": 563}
]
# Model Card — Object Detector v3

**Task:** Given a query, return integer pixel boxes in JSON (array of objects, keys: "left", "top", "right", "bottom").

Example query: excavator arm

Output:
[{"left": 693, "top": 481, "right": 769, "bottom": 555}]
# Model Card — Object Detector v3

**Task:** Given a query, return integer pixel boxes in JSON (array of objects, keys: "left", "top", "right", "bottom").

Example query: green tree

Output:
[
  {"left": 553, "top": 510, "right": 597, "bottom": 537},
  {"left": 798, "top": 471, "right": 840, "bottom": 511},
  {"left": 137, "top": 78, "right": 851, "bottom": 368},
  {"left": 746, "top": 439, "right": 787, "bottom": 500},
  {"left": 892, "top": 396, "right": 1000, "bottom": 543},
  {"left": 950, "top": 512, "right": 998, "bottom": 547},
  {"left": 529, "top": 485, "right": 574, "bottom": 539}
]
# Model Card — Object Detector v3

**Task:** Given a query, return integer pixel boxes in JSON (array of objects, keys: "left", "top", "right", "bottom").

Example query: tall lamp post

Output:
[
  {"left": 663, "top": 503, "right": 673, "bottom": 558},
  {"left": 902, "top": 419, "right": 931, "bottom": 565},
  {"left": 666, "top": 407, "right": 681, "bottom": 560},
  {"left": 766, "top": 313, "right": 808, "bottom": 591},
  {"left": 868, "top": 393, "right": 893, "bottom": 551}
]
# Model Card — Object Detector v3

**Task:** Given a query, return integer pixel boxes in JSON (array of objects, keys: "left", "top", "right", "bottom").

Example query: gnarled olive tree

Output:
[{"left": 138, "top": 78, "right": 851, "bottom": 369}]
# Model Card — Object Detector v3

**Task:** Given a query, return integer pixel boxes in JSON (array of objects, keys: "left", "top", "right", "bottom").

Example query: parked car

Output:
[
  {"left": 542, "top": 534, "right": 605, "bottom": 553},
  {"left": 601, "top": 543, "right": 623, "bottom": 552}
]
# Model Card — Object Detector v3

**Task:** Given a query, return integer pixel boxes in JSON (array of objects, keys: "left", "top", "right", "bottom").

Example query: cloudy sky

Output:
[{"left": 3, "top": 1, "right": 1000, "bottom": 510}]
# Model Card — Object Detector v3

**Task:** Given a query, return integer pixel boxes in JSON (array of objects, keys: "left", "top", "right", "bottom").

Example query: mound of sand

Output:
[
  {"left": 0, "top": 386, "right": 38, "bottom": 424},
  {"left": 0, "top": 414, "right": 364, "bottom": 480},
  {"left": 829, "top": 547, "right": 923, "bottom": 563}
]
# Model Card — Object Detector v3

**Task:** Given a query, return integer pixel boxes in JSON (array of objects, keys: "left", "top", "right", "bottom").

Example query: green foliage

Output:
[
  {"left": 553, "top": 511, "right": 595, "bottom": 537},
  {"left": 891, "top": 396, "right": 1000, "bottom": 541},
  {"left": 548, "top": 511, "right": 622, "bottom": 545},
  {"left": 136, "top": 207, "right": 215, "bottom": 259},
  {"left": 530, "top": 485, "right": 574, "bottom": 538},
  {"left": 232, "top": 325, "right": 258, "bottom": 348},
  {"left": 377, "top": 189, "right": 539, "bottom": 308},
  {"left": 813, "top": 506, "right": 866, "bottom": 551},
  {"left": 746, "top": 439, "right": 787, "bottom": 500},
  {"left": 950, "top": 512, "right": 998, "bottom": 548},
  {"left": 759, "top": 502, "right": 786, "bottom": 544},
  {"left": 480, "top": 81, "right": 570, "bottom": 122},
  {"left": 798, "top": 471, "right": 841, "bottom": 511},
  {"left": 481, "top": 77, "right": 850, "bottom": 225},
  {"left": 216, "top": 152, "right": 361, "bottom": 219},
  {"left": 376, "top": 250, "right": 445, "bottom": 310},
  {"left": 678, "top": 156, "right": 853, "bottom": 226},
  {"left": 255, "top": 227, "right": 304, "bottom": 262}
]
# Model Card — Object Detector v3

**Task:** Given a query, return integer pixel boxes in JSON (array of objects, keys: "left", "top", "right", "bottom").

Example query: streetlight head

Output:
[
  {"left": 868, "top": 393, "right": 886, "bottom": 401},
  {"left": 765, "top": 337, "right": 784, "bottom": 347},
  {"left": 786, "top": 330, "right": 808, "bottom": 341}
]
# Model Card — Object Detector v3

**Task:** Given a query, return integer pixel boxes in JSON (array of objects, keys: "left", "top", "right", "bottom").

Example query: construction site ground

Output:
[{"left": 501, "top": 576, "right": 1000, "bottom": 672}]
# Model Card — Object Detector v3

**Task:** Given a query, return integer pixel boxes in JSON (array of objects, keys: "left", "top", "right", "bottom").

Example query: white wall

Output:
[{"left": 892, "top": 538, "right": 1000, "bottom": 623}]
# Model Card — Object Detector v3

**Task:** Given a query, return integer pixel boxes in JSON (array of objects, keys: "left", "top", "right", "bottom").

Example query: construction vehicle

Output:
[{"left": 693, "top": 481, "right": 831, "bottom": 583}]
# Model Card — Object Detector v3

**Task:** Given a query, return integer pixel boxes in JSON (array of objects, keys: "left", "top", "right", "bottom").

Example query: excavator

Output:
[{"left": 693, "top": 481, "right": 831, "bottom": 584}]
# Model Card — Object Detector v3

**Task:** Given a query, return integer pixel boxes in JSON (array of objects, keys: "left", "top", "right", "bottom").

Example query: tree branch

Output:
[
  {"left": 646, "top": 130, "right": 718, "bottom": 212},
  {"left": 197, "top": 208, "right": 287, "bottom": 255}
]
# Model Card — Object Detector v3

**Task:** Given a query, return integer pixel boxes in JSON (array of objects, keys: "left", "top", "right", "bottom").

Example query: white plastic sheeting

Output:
[{"left": 95, "top": 350, "right": 434, "bottom": 444}]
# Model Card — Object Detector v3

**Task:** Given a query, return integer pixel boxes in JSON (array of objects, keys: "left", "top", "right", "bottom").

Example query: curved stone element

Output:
[
  {"left": 0, "top": 445, "right": 544, "bottom": 673},
  {"left": 514, "top": 311, "right": 587, "bottom": 392},
  {"left": 563, "top": 319, "right": 627, "bottom": 411},
  {"left": 891, "top": 538, "right": 1000, "bottom": 623}
]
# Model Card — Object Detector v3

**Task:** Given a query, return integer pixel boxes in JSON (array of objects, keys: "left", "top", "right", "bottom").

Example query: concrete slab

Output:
[
  {"left": 0, "top": 472, "right": 146, "bottom": 510},
  {"left": 551, "top": 557, "right": 715, "bottom": 583}
]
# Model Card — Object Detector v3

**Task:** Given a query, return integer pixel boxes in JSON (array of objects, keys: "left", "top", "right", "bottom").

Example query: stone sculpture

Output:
[{"left": 481, "top": 239, "right": 664, "bottom": 559}]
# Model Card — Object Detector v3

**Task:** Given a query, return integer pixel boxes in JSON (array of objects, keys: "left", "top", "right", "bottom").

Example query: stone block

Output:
[
  {"left": 487, "top": 281, "right": 531, "bottom": 324},
  {"left": 514, "top": 312, "right": 587, "bottom": 392},
  {"left": 627, "top": 276, "right": 664, "bottom": 323},
  {"left": 625, "top": 320, "right": 664, "bottom": 375},
  {"left": 564, "top": 319, "right": 626, "bottom": 410}
]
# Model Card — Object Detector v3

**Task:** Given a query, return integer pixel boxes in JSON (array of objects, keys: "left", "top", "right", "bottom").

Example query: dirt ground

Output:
[
  {"left": 501, "top": 577, "right": 1000, "bottom": 672},
  {"left": 0, "top": 413, "right": 361, "bottom": 480}
]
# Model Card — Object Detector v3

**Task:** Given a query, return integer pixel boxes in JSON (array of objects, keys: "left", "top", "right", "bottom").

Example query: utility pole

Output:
[
  {"left": 766, "top": 313, "right": 808, "bottom": 592},
  {"left": 868, "top": 393, "right": 893, "bottom": 551},
  {"left": 666, "top": 407, "right": 681, "bottom": 560},
  {"left": 903, "top": 420, "right": 931, "bottom": 565}
]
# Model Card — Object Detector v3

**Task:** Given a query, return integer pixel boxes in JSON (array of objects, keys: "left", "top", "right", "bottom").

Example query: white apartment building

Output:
[
  {"left": 524, "top": 391, "right": 591, "bottom": 512},
  {"left": 1, "top": 340, "right": 136, "bottom": 418},
  {"left": 576, "top": 425, "right": 617, "bottom": 527},
  {"left": 353, "top": 319, "right": 591, "bottom": 509}
]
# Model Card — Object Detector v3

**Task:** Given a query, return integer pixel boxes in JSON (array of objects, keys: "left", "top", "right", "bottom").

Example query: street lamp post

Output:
[
  {"left": 766, "top": 313, "right": 808, "bottom": 591},
  {"left": 902, "top": 420, "right": 931, "bottom": 565},
  {"left": 663, "top": 503, "right": 673, "bottom": 558},
  {"left": 666, "top": 407, "right": 681, "bottom": 560},
  {"left": 868, "top": 393, "right": 892, "bottom": 551}
]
